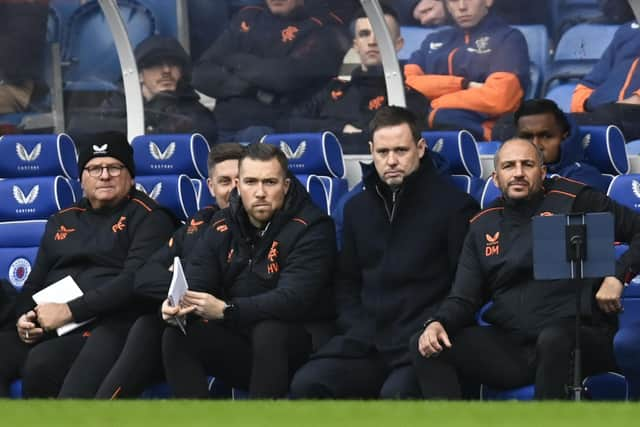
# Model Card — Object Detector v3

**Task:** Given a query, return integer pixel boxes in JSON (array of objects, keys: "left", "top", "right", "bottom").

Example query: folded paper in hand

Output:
[
  {"left": 32, "top": 275, "right": 94, "bottom": 336},
  {"left": 167, "top": 256, "right": 189, "bottom": 334}
]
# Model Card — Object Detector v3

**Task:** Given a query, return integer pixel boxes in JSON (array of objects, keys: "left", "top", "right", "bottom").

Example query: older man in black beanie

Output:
[{"left": 0, "top": 131, "right": 178, "bottom": 398}]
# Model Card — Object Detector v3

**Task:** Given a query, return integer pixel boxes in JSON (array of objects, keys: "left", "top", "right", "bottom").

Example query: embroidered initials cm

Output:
[
  {"left": 485, "top": 232, "right": 500, "bottom": 257},
  {"left": 112, "top": 216, "right": 127, "bottom": 233}
]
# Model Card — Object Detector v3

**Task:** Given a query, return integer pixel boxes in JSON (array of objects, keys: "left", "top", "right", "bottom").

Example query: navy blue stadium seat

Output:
[
  {"left": 479, "top": 177, "right": 501, "bottom": 209},
  {"left": 476, "top": 141, "right": 501, "bottom": 155},
  {"left": 512, "top": 25, "right": 550, "bottom": 99},
  {"left": 62, "top": 0, "right": 156, "bottom": 91},
  {"left": 542, "top": 24, "right": 620, "bottom": 98},
  {"left": 0, "top": 133, "right": 78, "bottom": 180},
  {"left": 544, "top": 82, "right": 577, "bottom": 112}
]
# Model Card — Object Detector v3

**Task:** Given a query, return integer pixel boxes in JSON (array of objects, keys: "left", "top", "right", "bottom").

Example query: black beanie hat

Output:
[{"left": 77, "top": 131, "right": 135, "bottom": 178}]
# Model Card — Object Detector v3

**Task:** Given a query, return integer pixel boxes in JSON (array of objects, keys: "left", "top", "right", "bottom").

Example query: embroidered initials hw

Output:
[{"left": 267, "top": 241, "right": 280, "bottom": 273}]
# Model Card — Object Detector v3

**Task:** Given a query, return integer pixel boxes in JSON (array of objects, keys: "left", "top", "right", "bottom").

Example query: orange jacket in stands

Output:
[{"left": 404, "top": 13, "right": 530, "bottom": 140}]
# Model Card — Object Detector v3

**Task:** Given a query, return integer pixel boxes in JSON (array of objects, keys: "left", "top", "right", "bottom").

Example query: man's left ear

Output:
[
  {"left": 284, "top": 177, "right": 291, "bottom": 194},
  {"left": 417, "top": 137, "right": 427, "bottom": 158}
]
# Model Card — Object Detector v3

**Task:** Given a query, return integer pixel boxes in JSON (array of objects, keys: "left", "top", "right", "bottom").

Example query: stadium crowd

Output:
[{"left": 1, "top": 0, "right": 640, "bottom": 400}]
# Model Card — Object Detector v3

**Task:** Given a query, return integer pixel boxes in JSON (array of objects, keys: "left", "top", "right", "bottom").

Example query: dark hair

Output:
[
  {"left": 239, "top": 143, "right": 289, "bottom": 177},
  {"left": 350, "top": 4, "right": 399, "bottom": 37},
  {"left": 514, "top": 99, "right": 571, "bottom": 134},
  {"left": 207, "top": 143, "right": 245, "bottom": 172},
  {"left": 369, "top": 105, "right": 422, "bottom": 143}
]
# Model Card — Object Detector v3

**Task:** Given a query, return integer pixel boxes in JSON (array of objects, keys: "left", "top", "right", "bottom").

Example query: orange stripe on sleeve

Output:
[
  {"left": 470, "top": 207, "right": 504, "bottom": 223},
  {"left": 570, "top": 84, "right": 594, "bottom": 113},
  {"left": 618, "top": 58, "right": 639, "bottom": 101},
  {"left": 430, "top": 72, "right": 523, "bottom": 116},
  {"left": 131, "top": 198, "right": 152, "bottom": 212}
]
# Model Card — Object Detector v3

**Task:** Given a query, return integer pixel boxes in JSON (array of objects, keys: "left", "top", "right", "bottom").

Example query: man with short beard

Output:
[
  {"left": 291, "top": 106, "right": 478, "bottom": 399},
  {"left": 411, "top": 138, "right": 640, "bottom": 399}
]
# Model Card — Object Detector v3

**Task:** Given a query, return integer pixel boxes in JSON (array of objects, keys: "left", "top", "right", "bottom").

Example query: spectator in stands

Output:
[
  {"left": 161, "top": 143, "right": 336, "bottom": 398},
  {"left": 0, "top": 132, "right": 177, "bottom": 398},
  {"left": 96, "top": 143, "right": 245, "bottom": 398},
  {"left": 98, "top": 35, "right": 218, "bottom": 144},
  {"left": 515, "top": 99, "right": 610, "bottom": 192},
  {"left": 279, "top": 6, "right": 429, "bottom": 154},
  {"left": 0, "top": 0, "right": 49, "bottom": 114},
  {"left": 404, "top": 0, "right": 530, "bottom": 140},
  {"left": 290, "top": 106, "right": 478, "bottom": 399},
  {"left": 192, "top": 0, "right": 343, "bottom": 143},
  {"left": 570, "top": 15, "right": 640, "bottom": 142},
  {"left": 411, "top": 138, "right": 640, "bottom": 399},
  {"left": 395, "top": 0, "right": 448, "bottom": 27}
]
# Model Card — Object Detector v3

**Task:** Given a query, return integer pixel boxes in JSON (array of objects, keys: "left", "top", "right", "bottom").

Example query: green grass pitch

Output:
[{"left": 1, "top": 401, "right": 639, "bottom": 426}]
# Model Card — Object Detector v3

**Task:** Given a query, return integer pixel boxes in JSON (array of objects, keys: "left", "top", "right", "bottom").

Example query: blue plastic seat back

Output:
[
  {"left": 0, "top": 220, "right": 47, "bottom": 291},
  {"left": 296, "top": 174, "right": 329, "bottom": 214},
  {"left": 135, "top": 174, "right": 198, "bottom": 221},
  {"left": 554, "top": 24, "right": 619, "bottom": 61},
  {"left": 0, "top": 133, "right": 78, "bottom": 180},
  {"left": 544, "top": 82, "right": 577, "bottom": 112},
  {"left": 449, "top": 175, "right": 484, "bottom": 203},
  {"left": 398, "top": 26, "right": 449, "bottom": 62},
  {"left": 192, "top": 178, "right": 216, "bottom": 211},
  {"left": 132, "top": 133, "right": 211, "bottom": 179},
  {"left": 580, "top": 125, "right": 629, "bottom": 175},
  {"left": 512, "top": 25, "right": 550, "bottom": 98},
  {"left": 62, "top": 0, "right": 156, "bottom": 90},
  {"left": 261, "top": 132, "right": 345, "bottom": 178},
  {"left": 422, "top": 131, "right": 482, "bottom": 177},
  {"left": 480, "top": 177, "right": 501, "bottom": 209},
  {"left": 0, "top": 176, "right": 77, "bottom": 221}
]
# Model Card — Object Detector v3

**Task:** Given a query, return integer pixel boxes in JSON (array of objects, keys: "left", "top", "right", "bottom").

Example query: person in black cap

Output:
[
  {"left": 0, "top": 131, "right": 178, "bottom": 398},
  {"left": 84, "top": 35, "right": 218, "bottom": 144}
]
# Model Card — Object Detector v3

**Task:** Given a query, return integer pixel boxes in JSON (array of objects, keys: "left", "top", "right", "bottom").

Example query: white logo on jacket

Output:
[
  {"left": 16, "top": 143, "right": 42, "bottom": 162},
  {"left": 149, "top": 142, "right": 176, "bottom": 161},
  {"left": 632, "top": 180, "right": 640, "bottom": 199},
  {"left": 582, "top": 134, "right": 591, "bottom": 150},
  {"left": 429, "top": 42, "right": 444, "bottom": 51},
  {"left": 467, "top": 36, "right": 492, "bottom": 54},
  {"left": 13, "top": 185, "right": 39, "bottom": 205}
]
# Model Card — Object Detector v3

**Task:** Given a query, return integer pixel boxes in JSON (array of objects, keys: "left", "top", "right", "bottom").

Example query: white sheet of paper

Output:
[
  {"left": 167, "top": 257, "right": 189, "bottom": 334},
  {"left": 32, "top": 275, "right": 94, "bottom": 336}
]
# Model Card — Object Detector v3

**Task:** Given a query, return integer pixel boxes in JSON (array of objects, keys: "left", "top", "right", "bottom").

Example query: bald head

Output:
[
  {"left": 492, "top": 138, "right": 546, "bottom": 201},
  {"left": 494, "top": 138, "right": 544, "bottom": 170}
]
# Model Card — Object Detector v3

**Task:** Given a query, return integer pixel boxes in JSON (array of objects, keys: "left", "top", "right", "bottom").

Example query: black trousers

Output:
[
  {"left": 290, "top": 352, "right": 421, "bottom": 399},
  {"left": 410, "top": 320, "right": 617, "bottom": 400},
  {"left": 0, "top": 329, "right": 30, "bottom": 397},
  {"left": 0, "top": 318, "right": 133, "bottom": 398},
  {"left": 96, "top": 314, "right": 166, "bottom": 399},
  {"left": 162, "top": 319, "right": 311, "bottom": 398}
]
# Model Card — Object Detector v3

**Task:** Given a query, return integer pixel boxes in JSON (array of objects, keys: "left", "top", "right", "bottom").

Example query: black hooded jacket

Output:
[
  {"left": 315, "top": 154, "right": 479, "bottom": 363},
  {"left": 183, "top": 175, "right": 337, "bottom": 326},
  {"left": 14, "top": 188, "right": 178, "bottom": 323}
]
